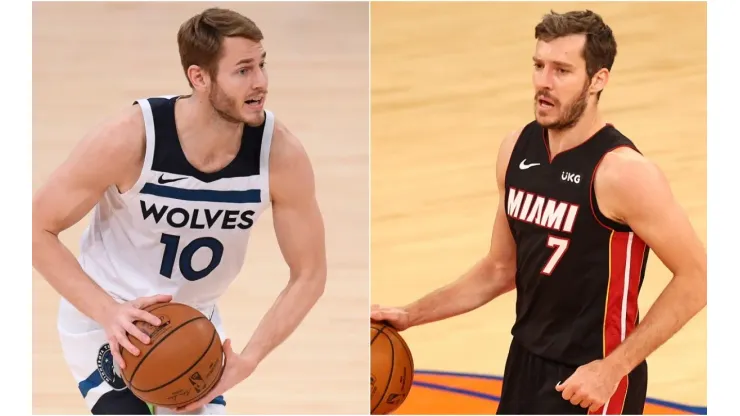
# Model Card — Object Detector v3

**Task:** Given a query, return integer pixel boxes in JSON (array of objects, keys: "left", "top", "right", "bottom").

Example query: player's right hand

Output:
[
  {"left": 102, "top": 294, "right": 173, "bottom": 369},
  {"left": 370, "top": 304, "right": 411, "bottom": 331}
]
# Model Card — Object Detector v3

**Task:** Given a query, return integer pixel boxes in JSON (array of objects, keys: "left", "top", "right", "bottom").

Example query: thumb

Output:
[
  {"left": 555, "top": 380, "right": 565, "bottom": 391},
  {"left": 222, "top": 338, "right": 233, "bottom": 353}
]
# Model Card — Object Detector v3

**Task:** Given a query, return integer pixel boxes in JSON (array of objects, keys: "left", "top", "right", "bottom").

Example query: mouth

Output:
[
  {"left": 537, "top": 96, "right": 555, "bottom": 109},
  {"left": 244, "top": 96, "right": 264, "bottom": 108}
]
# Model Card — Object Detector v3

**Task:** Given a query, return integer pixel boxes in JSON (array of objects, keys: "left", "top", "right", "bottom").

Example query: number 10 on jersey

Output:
[
  {"left": 542, "top": 235, "right": 570, "bottom": 275},
  {"left": 159, "top": 233, "right": 224, "bottom": 281}
]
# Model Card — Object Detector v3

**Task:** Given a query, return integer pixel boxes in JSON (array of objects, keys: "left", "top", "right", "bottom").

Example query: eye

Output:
[
  {"left": 533, "top": 62, "right": 544, "bottom": 70},
  {"left": 259, "top": 61, "right": 266, "bottom": 69}
]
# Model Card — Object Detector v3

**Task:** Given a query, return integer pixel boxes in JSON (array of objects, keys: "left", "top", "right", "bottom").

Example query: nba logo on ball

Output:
[
  {"left": 189, "top": 372, "right": 206, "bottom": 393},
  {"left": 96, "top": 343, "right": 127, "bottom": 391}
]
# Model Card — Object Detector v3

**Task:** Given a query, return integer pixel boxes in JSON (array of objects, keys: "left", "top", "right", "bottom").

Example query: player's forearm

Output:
[
  {"left": 32, "top": 229, "right": 117, "bottom": 323},
  {"left": 240, "top": 270, "right": 326, "bottom": 366},
  {"left": 605, "top": 271, "right": 706, "bottom": 375},
  {"left": 405, "top": 257, "right": 515, "bottom": 327}
]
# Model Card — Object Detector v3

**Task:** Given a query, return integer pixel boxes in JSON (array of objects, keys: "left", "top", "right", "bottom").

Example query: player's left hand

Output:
[
  {"left": 555, "top": 359, "right": 624, "bottom": 413},
  {"left": 175, "top": 338, "right": 257, "bottom": 413}
]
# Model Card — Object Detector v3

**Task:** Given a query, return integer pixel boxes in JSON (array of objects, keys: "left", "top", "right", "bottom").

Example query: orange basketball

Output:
[
  {"left": 371, "top": 322, "right": 414, "bottom": 414},
  {"left": 120, "top": 302, "right": 224, "bottom": 408}
]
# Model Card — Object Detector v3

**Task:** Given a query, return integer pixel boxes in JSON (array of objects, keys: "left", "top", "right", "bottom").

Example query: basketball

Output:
[
  {"left": 371, "top": 322, "right": 414, "bottom": 414},
  {"left": 120, "top": 302, "right": 224, "bottom": 408}
]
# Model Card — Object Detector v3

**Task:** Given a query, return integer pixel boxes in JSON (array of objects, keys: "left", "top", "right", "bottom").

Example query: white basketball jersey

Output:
[{"left": 76, "top": 95, "right": 273, "bottom": 309}]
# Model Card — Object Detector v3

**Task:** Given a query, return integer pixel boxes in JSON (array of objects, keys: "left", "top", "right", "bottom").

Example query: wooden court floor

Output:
[
  {"left": 371, "top": 1, "right": 707, "bottom": 410},
  {"left": 32, "top": 2, "right": 369, "bottom": 414}
]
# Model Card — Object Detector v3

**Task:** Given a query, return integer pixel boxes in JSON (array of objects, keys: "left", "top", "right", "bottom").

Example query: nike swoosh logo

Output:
[
  {"left": 519, "top": 159, "right": 541, "bottom": 170},
  {"left": 158, "top": 174, "right": 187, "bottom": 184}
]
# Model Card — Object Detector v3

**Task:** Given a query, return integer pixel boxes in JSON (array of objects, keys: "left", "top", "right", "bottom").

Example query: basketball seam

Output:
[
  {"left": 372, "top": 325, "right": 395, "bottom": 414},
  {"left": 132, "top": 321, "right": 218, "bottom": 393},
  {"left": 385, "top": 328, "right": 415, "bottom": 373},
  {"left": 138, "top": 329, "right": 224, "bottom": 408},
  {"left": 371, "top": 326, "right": 383, "bottom": 345},
  {"left": 126, "top": 316, "right": 207, "bottom": 388}
]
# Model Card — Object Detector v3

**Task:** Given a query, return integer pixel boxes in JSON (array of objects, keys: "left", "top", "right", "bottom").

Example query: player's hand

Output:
[
  {"left": 175, "top": 338, "right": 257, "bottom": 413},
  {"left": 371, "top": 304, "right": 411, "bottom": 331},
  {"left": 102, "top": 294, "right": 173, "bottom": 370},
  {"left": 555, "top": 359, "right": 624, "bottom": 412}
]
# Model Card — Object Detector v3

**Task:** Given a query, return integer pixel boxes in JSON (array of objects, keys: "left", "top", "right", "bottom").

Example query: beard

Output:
[
  {"left": 208, "top": 82, "right": 245, "bottom": 125},
  {"left": 535, "top": 79, "right": 590, "bottom": 131}
]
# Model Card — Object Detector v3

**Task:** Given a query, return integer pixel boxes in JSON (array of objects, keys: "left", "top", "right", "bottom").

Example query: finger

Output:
[
  {"left": 561, "top": 383, "right": 577, "bottom": 401},
  {"left": 555, "top": 380, "right": 564, "bottom": 392},
  {"left": 124, "top": 321, "right": 151, "bottom": 344},
  {"left": 580, "top": 399, "right": 592, "bottom": 409},
  {"left": 116, "top": 331, "right": 140, "bottom": 357},
  {"left": 179, "top": 395, "right": 210, "bottom": 412},
  {"left": 569, "top": 391, "right": 584, "bottom": 406},
  {"left": 109, "top": 339, "right": 126, "bottom": 370},
  {"left": 370, "top": 310, "right": 386, "bottom": 321},
  {"left": 589, "top": 402, "right": 604, "bottom": 413},
  {"left": 130, "top": 308, "right": 163, "bottom": 326},
  {"left": 133, "top": 294, "right": 173, "bottom": 309}
]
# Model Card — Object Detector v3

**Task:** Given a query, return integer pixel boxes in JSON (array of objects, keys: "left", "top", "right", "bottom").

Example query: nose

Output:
[
  {"left": 252, "top": 67, "right": 267, "bottom": 90},
  {"left": 533, "top": 67, "right": 553, "bottom": 92}
]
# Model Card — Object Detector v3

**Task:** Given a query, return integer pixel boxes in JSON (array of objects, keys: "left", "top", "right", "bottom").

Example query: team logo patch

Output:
[{"left": 96, "top": 343, "right": 127, "bottom": 391}]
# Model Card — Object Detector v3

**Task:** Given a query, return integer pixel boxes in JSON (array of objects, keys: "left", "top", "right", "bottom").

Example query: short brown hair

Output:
[
  {"left": 535, "top": 10, "right": 617, "bottom": 80},
  {"left": 177, "top": 8, "right": 264, "bottom": 87}
]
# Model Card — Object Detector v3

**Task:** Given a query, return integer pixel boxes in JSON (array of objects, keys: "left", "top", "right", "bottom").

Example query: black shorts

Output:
[{"left": 497, "top": 338, "right": 648, "bottom": 415}]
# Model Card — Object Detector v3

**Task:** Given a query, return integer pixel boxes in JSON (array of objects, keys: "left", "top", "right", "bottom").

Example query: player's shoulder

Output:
[
  {"left": 80, "top": 103, "right": 146, "bottom": 166},
  {"left": 598, "top": 146, "right": 658, "bottom": 185},
  {"left": 269, "top": 116, "right": 310, "bottom": 169},
  {"left": 267, "top": 116, "right": 315, "bottom": 201},
  {"left": 495, "top": 123, "right": 530, "bottom": 185},
  {"left": 595, "top": 144, "right": 669, "bottom": 210}
]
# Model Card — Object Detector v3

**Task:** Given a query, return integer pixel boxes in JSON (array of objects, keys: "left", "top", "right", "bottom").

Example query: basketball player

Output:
[
  {"left": 32, "top": 8, "right": 327, "bottom": 415},
  {"left": 371, "top": 10, "right": 706, "bottom": 415}
]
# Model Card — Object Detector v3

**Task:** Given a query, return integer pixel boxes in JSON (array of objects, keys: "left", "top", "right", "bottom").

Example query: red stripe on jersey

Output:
[
  {"left": 589, "top": 376, "right": 629, "bottom": 415},
  {"left": 598, "top": 231, "right": 645, "bottom": 414}
]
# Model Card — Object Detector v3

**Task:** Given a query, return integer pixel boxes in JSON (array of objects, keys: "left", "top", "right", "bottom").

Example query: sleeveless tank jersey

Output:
[
  {"left": 76, "top": 95, "right": 273, "bottom": 309},
  {"left": 504, "top": 121, "right": 650, "bottom": 367}
]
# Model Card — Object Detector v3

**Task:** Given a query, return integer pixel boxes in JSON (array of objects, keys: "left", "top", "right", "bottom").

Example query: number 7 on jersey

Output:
[{"left": 541, "top": 235, "right": 570, "bottom": 276}]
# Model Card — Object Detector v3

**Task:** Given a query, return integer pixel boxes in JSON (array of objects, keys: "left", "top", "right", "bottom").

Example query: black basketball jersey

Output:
[{"left": 503, "top": 121, "right": 650, "bottom": 367}]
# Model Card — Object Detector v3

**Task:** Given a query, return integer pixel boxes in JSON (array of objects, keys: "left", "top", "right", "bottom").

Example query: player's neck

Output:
[
  {"left": 546, "top": 108, "right": 605, "bottom": 157},
  {"left": 176, "top": 96, "right": 243, "bottom": 152}
]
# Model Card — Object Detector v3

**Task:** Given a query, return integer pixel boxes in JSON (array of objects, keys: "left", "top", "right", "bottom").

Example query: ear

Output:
[
  {"left": 186, "top": 65, "right": 210, "bottom": 91},
  {"left": 589, "top": 68, "right": 610, "bottom": 95}
]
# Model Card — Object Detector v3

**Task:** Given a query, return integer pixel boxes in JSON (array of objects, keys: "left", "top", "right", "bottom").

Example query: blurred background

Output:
[
  {"left": 32, "top": 2, "right": 369, "bottom": 414},
  {"left": 370, "top": 1, "right": 706, "bottom": 414}
]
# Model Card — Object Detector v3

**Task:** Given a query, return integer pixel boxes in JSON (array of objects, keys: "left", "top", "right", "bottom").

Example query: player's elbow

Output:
[
  {"left": 297, "top": 264, "right": 327, "bottom": 301},
  {"left": 478, "top": 256, "right": 516, "bottom": 301}
]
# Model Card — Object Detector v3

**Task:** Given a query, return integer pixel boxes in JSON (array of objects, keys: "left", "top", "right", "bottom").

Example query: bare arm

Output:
[
  {"left": 596, "top": 148, "right": 707, "bottom": 375},
  {"left": 32, "top": 105, "right": 146, "bottom": 324},
  {"left": 239, "top": 122, "right": 327, "bottom": 365},
  {"left": 403, "top": 130, "right": 521, "bottom": 328}
]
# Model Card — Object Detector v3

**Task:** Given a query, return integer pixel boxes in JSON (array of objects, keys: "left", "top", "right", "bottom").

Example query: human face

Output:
[
  {"left": 531, "top": 34, "right": 593, "bottom": 131},
  {"left": 208, "top": 37, "right": 268, "bottom": 126}
]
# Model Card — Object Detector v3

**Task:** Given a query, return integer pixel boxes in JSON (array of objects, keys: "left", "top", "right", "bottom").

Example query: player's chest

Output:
[
  {"left": 131, "top": 173, "right": 268, "bottom": 235},
  {"left": 508, "top": 159, "right": 589, "bottom": 202},
  {"left": 505, "top": 160, "right": 595, "bottom": 236}
]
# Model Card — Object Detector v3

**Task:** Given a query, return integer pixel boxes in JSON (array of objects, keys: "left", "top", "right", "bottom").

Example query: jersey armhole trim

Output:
[
  {"left": 589, "top": 144, "right": 636, "bottom": 233},
  {"left": 504, "top": 123, "right": 533, "bottom": 183},
  {"left": 260, "top": 110, "right": 275, "bottom": 205},
  {"left": 119, "top": 98, "right": 157, "bottom": 199}
]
